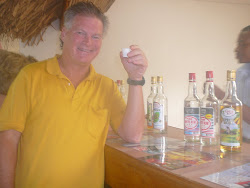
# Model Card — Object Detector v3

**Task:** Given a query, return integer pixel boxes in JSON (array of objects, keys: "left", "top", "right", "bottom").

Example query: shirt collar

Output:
[{"left": 46, "top": 56, "right": 97, "bottom": 81}]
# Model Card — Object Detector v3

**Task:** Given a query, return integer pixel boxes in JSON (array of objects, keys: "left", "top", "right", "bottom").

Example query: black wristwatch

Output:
[{"left": 127, "top": 77, "right": 145, "bottom": 86}]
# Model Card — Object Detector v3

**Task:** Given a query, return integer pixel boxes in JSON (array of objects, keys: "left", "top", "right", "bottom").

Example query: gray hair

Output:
[{"left": 63, "top": 2, "right": 109, "bottom": 36}]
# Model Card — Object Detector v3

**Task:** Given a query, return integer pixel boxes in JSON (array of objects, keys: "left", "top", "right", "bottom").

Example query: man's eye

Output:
[
  {"left": 77, "top": 31, "right": 86, "bottom": 36},
  {"left": 92, "top": 35, "right": 101, "bottom": 40}
]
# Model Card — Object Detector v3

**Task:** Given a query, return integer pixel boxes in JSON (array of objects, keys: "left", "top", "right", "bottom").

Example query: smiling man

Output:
[{"left": 0, "top": 2, "right": 148, "bottom": 188}]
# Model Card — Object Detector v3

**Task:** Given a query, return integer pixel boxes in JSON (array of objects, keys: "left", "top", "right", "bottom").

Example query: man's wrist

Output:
[{"left": 127, "top": 77, "right": 145, "bottom": 86}]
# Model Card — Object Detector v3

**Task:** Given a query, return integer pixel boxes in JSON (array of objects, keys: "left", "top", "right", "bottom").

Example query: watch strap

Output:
[{"left": 127, "top": 76, "right": 145, "bottom": 86}]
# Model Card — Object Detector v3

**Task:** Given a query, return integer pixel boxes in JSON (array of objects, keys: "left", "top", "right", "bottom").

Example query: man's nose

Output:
[{"left": 83, "top": 35, "right": 91, "bottom": 45}]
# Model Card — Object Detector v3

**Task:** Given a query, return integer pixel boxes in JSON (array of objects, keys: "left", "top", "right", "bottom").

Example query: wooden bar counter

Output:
[{"left": 104, "top": 126, "right": 250, "bottom": 188}]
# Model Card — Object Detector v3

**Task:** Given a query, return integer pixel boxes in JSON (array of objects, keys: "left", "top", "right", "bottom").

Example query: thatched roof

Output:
[{"left": 0, "top": 0, "right": 115, "bottom": 46}]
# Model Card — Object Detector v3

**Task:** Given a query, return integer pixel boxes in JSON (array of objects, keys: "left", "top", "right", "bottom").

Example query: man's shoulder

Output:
[
  {"left": 237, "top": 63, "right": 250, "bottom": 73},
  {"left": 22, "top": 61, "right": 45, "bottom": 71},
  {"left": 21, "top": 57, "right": 55, "bottom": 74}
]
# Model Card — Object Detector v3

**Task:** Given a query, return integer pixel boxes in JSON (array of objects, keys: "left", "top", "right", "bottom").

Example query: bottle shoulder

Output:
[
  {"left": 220, "top": 98, "right": 242, "bottom": 106},
  {"left": 154, "top": 95, "right": 168, "bottom": 102},
  {"left": 148, "top": 92, "right": 156, "bottom": 98},
  {"left": 154, "top": 93, "right": 167, "bottom": 98},
  {"left": 184, "top": 99, "right": 200, "bottom": 108},
  {"left": 184, "top": 95, "right": 200, "bottom": 102},
  {"left": 201, "top": 95, "right": 219, "bottom": 103}
]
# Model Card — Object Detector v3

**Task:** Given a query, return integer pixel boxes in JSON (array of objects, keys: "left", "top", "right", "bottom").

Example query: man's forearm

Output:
[
  {"left": 214, "top": 85, "right": 225, "bottom": 101},
  {"left": 118, "top": 85, "right": 145, "bottom": 143},
  {"left": 0, "top": 130, "right": 21, "bottom": 188}
]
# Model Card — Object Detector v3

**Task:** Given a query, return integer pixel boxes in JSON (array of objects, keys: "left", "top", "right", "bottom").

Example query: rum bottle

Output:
[
  {"left": 220, "top": 70, "right": 242, "bottom": 153},
  {"left": 184, "top": 73, "right": 200, "bottom": 143},
  {"left": 116, "top": 80, "right": 121, "bottom": 91},
  {"left": 147, "top": 76, "right": 157, "bottom": 129},
  {"left": 153, "top": 76, "right": 168, "bottom": 133},
  {"left": 200, "top": 71, "right": 219, "bottom": 145}
]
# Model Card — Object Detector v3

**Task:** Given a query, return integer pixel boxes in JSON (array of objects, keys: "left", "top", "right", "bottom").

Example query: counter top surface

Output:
[{"left": 104, "top": 126, "right": 250, "bottom": 188}]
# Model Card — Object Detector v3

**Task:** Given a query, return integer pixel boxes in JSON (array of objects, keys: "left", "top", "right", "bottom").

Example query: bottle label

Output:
[
  {"left": 220, "top": 106, "right": 241, "bottom": 147},
  {"left": 200, "top": 107, "right": 215, "bottom": 138},
  {"left": 153, "top": 102, "right": 165, "bottom": 130},
  {"left": 147, "top": 102, "right": 153, "bottom": 127},
  {"left": 184, "top": 107, "right": 200, "bottom": 136}
]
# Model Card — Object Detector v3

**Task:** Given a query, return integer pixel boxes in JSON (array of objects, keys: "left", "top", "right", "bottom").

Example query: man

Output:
[
  {"left": 235, "top": 25, "right": 250, "bottom": 141},
  {"left": 0, "top": 2, "right": 147, "bottom": 188},
  {"left": 215, "top": 25, "right": 250, "bottom": 141}
]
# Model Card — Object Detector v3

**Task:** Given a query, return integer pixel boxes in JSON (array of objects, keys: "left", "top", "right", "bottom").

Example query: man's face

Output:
[
  {"left": 235, "top": 31, "right": 250, "bottom": 63},
  {"left": 61, "top": 15, "right": 103, "bottom": 65}
]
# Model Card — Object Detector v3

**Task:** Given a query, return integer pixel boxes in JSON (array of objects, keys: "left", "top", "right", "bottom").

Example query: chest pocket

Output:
[{"left": 86, "top": 105, "right": 109, "bottom": 140}]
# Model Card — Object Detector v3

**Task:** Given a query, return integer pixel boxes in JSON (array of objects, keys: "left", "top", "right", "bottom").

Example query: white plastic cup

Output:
[{"left": 122, "top": 48, "right": 131, "bottom": 58}]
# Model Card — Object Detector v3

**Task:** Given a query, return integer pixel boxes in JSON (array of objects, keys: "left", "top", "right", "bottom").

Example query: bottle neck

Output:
[
  {"left": 204, "top": 79, "right": 215, "bottom": 97},
  {"left": 224, "top": 80, "right": 237, "bottom": 98},
  {"left": 151, "top": 83, "right": 157, "bottom": 94},
  {"left": 188, "top": 81, "right": 198, "bottom": 97},
  {"left": 157, "top": 82, "right": 164, "bottom": 94}
]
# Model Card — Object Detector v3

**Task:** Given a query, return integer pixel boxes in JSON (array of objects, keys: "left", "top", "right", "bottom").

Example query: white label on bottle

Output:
[
  {"left": 184, "top": 107, "right": 200, "bottom": 136},
  {"left": 200, "top": 107, "right": 214, "bottom": 138},
  {"left": 153, "top": 102, "right": 165, "bottom": 130}
]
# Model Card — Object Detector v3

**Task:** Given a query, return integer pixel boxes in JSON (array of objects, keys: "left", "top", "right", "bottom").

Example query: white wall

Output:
[
  {"left": 20, "top": 19, "right": 62, "bottom": 61},
  {"left": 20, "top": 0, "right": 250, "bottom": 129}
]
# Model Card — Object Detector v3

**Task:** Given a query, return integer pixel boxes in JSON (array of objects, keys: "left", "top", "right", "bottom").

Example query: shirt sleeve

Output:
[
  {"left": 109, "top": 81, "right": 126, "bottom": 133},
  {"left": 0, "top": 69, "right": 31, "bottom": 132}
]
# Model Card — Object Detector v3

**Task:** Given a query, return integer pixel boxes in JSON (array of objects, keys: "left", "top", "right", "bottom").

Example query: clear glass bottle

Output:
[
  {"left": 153, "top": 76, "right": 168, "bottom": 133},
  {"left": 184, "top": 73, "right": 200, "bottom": 143},
  {"left": 220, "top": 70, "right": 242, "bottom": 153},
  {"left": 147, "top": 76, "right": 157, "bottom": 129},
  {"left": 120, "top": 80, "right": 127, "bottom": 104},
  {"left": 200, "top": 71, "right": 219, "bottom": 145}
]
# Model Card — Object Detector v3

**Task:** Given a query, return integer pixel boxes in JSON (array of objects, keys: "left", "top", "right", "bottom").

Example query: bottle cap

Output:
[
  {"left": 116, "top": 80, "right": 121, "bottom": 86},
  {"left": 189, "top": 73, "right": 196, "bottom": 82},
  {"left": 122, "top": 48, "right": 131, "bottom": 57},
  {"left": 151, "top": 76, "right": 157, "bottom": 84},
  {"left": 157, "top": 76, "right": 163, "bottom": 83},
  {"left": 206, "top": 71, "right": 213, "bottom": 79},
  {"left": 227, "top": 70, "right": 236, "bottom": 81}
]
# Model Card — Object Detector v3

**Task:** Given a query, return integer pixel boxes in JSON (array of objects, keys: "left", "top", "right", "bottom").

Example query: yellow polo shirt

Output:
[{"left": 0, "top": 56, "right": 126, "bottom": 188}]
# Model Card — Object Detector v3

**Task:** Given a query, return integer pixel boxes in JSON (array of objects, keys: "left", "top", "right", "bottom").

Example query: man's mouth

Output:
[{"left": 77, "top": 48, "right": 92, "bottom": 53}]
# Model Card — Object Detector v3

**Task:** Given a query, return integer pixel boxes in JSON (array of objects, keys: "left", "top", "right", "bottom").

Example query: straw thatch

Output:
[
  {"left": 0, "top": 49, "right": 37, "bottom": 94},
  {"left": 0, "top": 0, "right": 115, "bottom": 46}
]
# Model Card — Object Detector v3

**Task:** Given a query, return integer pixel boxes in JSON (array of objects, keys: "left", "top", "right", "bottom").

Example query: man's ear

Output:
[{"left": 61, "top": 27, "right": 67, "bottom": 42}]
